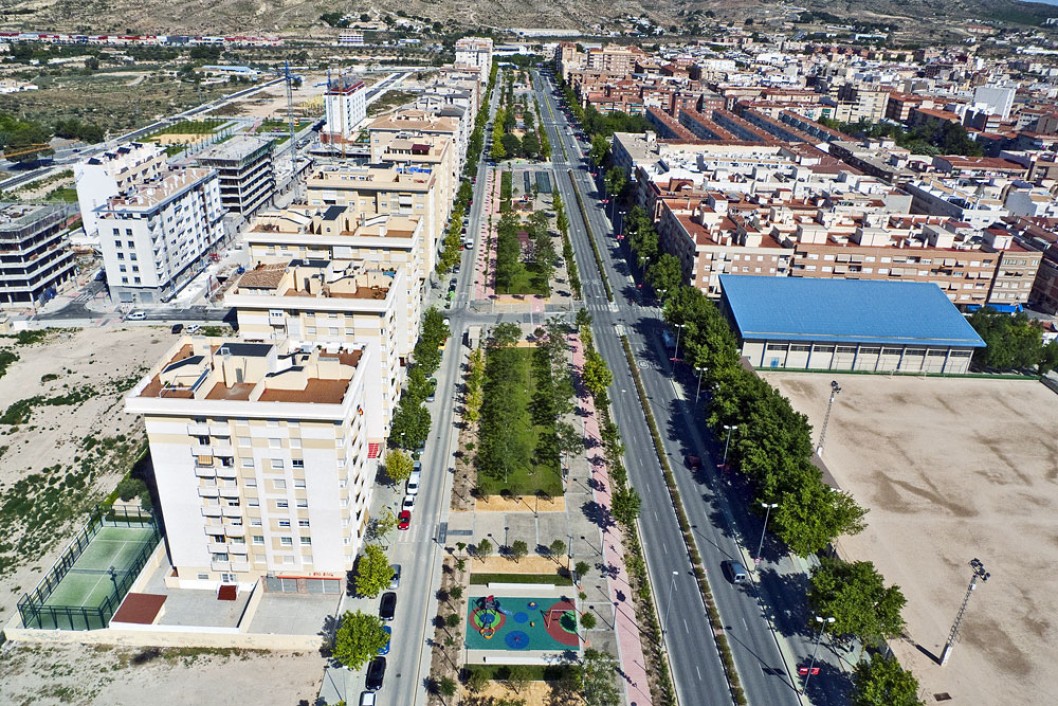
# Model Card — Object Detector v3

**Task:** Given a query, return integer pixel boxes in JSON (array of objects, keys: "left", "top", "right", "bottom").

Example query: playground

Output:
[{"left": 466, "top": 595, "right": 580, "bottom": 651}]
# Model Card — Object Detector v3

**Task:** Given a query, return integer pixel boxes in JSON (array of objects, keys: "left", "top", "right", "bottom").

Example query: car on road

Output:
[
  {"left": 388, "top": 564, "right": 401, "bottom": 590},
  {"left": 397, "top": 509, "right": 411, "bottom": 530},
  {"left": 365, "top": 657, "right": 386, "bottom": 691},
  {"left": 171, "top": 323, "right": 184, "bottom": 334},
  {"left": 379, "top": 591, "right": 397, "bottom": 621},
  {"left": 125, "top": 310, "right": 147, "bottom": 321},
  {"left": 358, "top": 691, "right": 377, "bottom": 706},
  {"left": 406, "top": 470, "right": 421, "bottom": 495},
  {"left": 402, "top": 494, "right": 416, "bottom": 512},
  {"left": 378, "top": 625, "right": 392, "bottom": 655},
  {"left": 186, "top": 324, "right": 202, "bottom": 334},
  {"left": 723, "top": 560, "right": 749, "bottom": 585}
]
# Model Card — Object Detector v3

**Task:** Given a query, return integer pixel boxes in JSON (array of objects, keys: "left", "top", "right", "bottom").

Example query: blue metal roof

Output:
[{"left": 719, "top": 276, "right": 986, "bottom": 348}]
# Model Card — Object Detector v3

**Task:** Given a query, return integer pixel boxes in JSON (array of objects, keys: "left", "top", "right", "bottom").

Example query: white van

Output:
[
  {"left": 125, "top": 310, "right": 147, "bottom": 321},
  {"left": 406, "top": 470, "right": 421, "bottom": 495}
]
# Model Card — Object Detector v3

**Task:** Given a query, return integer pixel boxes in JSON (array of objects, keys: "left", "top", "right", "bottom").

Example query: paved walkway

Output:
[
  {"left": 473, "top": 168, "right": 500, "bottom": 301},
  {"left": 570, "top": 333, "right": 652, "bottom": 706}
]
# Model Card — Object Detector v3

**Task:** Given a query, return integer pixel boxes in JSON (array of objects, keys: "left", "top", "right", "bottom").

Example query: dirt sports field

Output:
[{"left": 764, "top": 372, "right": 1058, "bottom": 705}]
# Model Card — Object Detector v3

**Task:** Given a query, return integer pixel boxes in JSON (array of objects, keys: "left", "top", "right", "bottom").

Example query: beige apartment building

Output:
[
  {"left": 225, "top": 260, "right": 416, "bottom": 435},
  {"left": 126, "top": 338, "right": 380, "bottom": 591},
  {"left": 244, "top": 205, "right": 425, "bottom": 290},
  {"left": 368, "top": 111, "right": 462, "bottom": 186},
  {"left": 306, "top": 162, "right": 443, "bottom": 274}
]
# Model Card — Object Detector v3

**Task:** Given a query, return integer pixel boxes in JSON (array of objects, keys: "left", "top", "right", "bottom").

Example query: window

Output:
[
  {"left": 198, "top": 573, "right": 209, "bottom": 580},
  {"left": 212, "top": 552, "right": 229, "bottom": 562},
  {"left": 300, "top": 537, "right": 312, "bottom": 545},
  {"left": 298, "top": 519, "right": 310, "bottom": 527},
  {"left": 245, "top": 478, "right": 257, "bottom": 487},
  {"left": 250, "top": 518, "right": 263, "bottom": 526},
  {"left": 272, "top": 459, "right": 284, "bottom": 470},
  {"left": 253, "top": 536, "right": 265, "bottom": 545},
  {"left": 273, "top": 479, "right": 287, "bottom": 490},
  {"left": 292, "top": 459, "right": 305, "bottom": 469},
  {"left": 277, "top": 500, "right": 289, "bottom": 509},
  {"left": 297, "top": 499, "right": 308, "bottom": 508},
  {"left": 290, "top": 438, "right": 302, "bottom": 449},
  {"left": 279, "top": 520, "right": 291, "bottom": 528},
  {"left": 268, "top": 438, "right": 281, "bottom": 449},
  {"left": 280, "top": 537, "right": 293, "bottom": 546},
  {"left": 248, "top": 499, "right": 260, "bottom": 507},
  {"left": 241, "top": 458, "right": 254, "bottom": 468},
  {"left": 238, "top": 436, "right": 251, "bottom": 447},
  {"left": 294, "top": 479, "right": 306, "bottom": 488}
]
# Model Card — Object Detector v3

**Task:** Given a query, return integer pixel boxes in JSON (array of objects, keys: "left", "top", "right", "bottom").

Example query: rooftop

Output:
[
  {"left": 195, "top": 135, "right": 274, "bottom": 164},
  {"left": 720, "top": 276, "right": 986, "bottom": 348}
]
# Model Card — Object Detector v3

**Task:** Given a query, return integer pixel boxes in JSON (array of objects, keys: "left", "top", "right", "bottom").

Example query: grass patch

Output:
[
  {"left": 469, "top": 572, "right": 573, "bottom": 586},
  {"left": 0, "top": 349, "right": 18, "bottom": 379},
  {"left": 367, "top": 89, "right": 417, "bottom": 117},
  {"left": 475, "top": 347, "right": 562, "bottom": 497},
  {"left": 14, "top": 329, "right": 49, "bottom": 345},
  {"left": 465, "top": 663, "right": 574, "bottom": 681},
  {"left": 0, "top": 386, "right": 96, "bottom": 425}
]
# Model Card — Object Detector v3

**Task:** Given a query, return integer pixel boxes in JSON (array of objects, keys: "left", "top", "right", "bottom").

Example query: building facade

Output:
[
  {"left": 126, "top": 338, "right": 379, "bottom": 590},
  {"left": 74, "top": 141, "right": 167, "bottom": 236},
  {"left": 323, "top": 77, "right": 367, "bottom": 144},
  {"left": 0, "top": 203, "right": 77, "bottom": 307},
  {"left": 97, "top": 167, "right": 225, "bottom": 305},
  {"left": 195, "top": 136, "right": 276, "bottom": 217}
]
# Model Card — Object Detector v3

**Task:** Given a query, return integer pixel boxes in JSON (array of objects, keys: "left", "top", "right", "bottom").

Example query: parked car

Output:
[
  {"left": 379, "top": 592, "right": 397, "bottom": 621},
  {"left": 186, "top": 324, "right": 202, "bottom": 334},
  {"left": 398, "top": 510, "right": 411, "bottom": 530},
  {"left": 388, "top": 564, "right": 401, "bottom": 590},
  {"left": 171, "top": 323, "right": 184, "bottom": 334},
  {"left": 358, "top": 691, "right": 377, "bottom": 706},
  {"left": 378, "top": 625, "right": 392, "bottom": 655},
  {"left": 402, "top": 494, "right": 416, "bottom": 512},
  {"left": 125, "top": 310, "right": 146, "bottom": 321},
  {"left": 365, "top": 657, "right": 386, "bottom": 690},
  {"left": 406, "top": 470, "right": 421, "bottom": 495}
]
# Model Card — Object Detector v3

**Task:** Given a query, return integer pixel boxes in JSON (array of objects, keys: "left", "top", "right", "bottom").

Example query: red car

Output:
[{"left": 398, "top": 510, "right": 411, "bottom": 530}]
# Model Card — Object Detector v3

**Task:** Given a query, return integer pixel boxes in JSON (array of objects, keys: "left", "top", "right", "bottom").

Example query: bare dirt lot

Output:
[
  {"left": 0, "top": 642, "right": 323, "bottom": 706},
  {"left": 764, "top": 372, "right": 1058, "bottom": 705},
  {"left": 0, "top": 326, "right": 172, "bottom": 628}
]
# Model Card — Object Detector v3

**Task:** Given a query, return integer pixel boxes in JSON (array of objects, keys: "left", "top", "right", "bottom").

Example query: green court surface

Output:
[
  {"left": 466, "top": 596, "right": 581, "bottom": 652},
  {"left": 42, "top": 525, "right": 157, "bottom": 609}
]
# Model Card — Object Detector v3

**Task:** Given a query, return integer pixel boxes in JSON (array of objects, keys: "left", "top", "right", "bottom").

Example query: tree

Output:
[
  {"left": 445, "top": 612, "right": 461, "bottom": 628},
  {"left": 853, "top": 653, "right": 923, "bottom": 706},
  {"left": 611, "top": 487, "right": 641, "bottom": 525},
  {"left": 501, "top": 132, "right": 522, "bottom": 159},
  {"left": 648, "top": 253, "right": 685, "bottom": 293},
  {"left": 510, "top": 539, "right": 529, "bottom": 563},
  {"left": 449, "top": 585, "right": 463, "bottom": 600},
  {"left": 490, "top": 322, "right": 522, "bottom": 348},
  {"left": 508, "top": 664, "right": 533, "bottom": 694},
  {"left": 332, "top": 611, "right": 389, "bottom": 670},
  {"left": 578, "top": 649, "right": 621, "bottom": 706},
  {"left": 549, "top": 538, "right": 567, "bottom": 560},
  {"left": 589, "top": 134, "right": 611, "bottom": 167},
  {"left": 521, "top": 129, "right": 540, "bottom": 159},
  {"left": 365, "top": 510, "right": 397, "bottom": 544},
  {"left": 390, "top": 397, "right": 430, "bottom": 450},
  {"left": 438, "top": 675, "right": 457, "bottom": 700},
  {"left": 967, "top": 309, "right": 1046, "bottom": 372},
  {"left": 385, "top": 449, "right": 414, "bottom": 485},
  {"left": 476, "top": 538, "right": 493, "bottom": 561},
  {"left": 580, "top": 611, "right": 597, "bottom": 630},
  {"left": 604, "top": 166, "right": 627, "bottom": 200},
  {"left": 574, "top": 560, "right": 591, "bottom": 580},
  {"left": 467, "top": 667, "right": 490, "bottom": 692},
  {"left": 354, "top": 544, "right": 393, "bottom": 597},
  {"left": 582, "top": 350, "right": 613, "bottom": 401},
  {"left": 809, "top": 557, "right": 907, "bottom": 642}
]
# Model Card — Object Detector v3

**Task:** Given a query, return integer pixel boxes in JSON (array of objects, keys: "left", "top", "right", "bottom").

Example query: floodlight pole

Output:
[
  {"left": 941, "top": 559, "right": 991, "bottom": 666},
  {"left": 816, "top": 380, "right": 842, "bottom": 455}
]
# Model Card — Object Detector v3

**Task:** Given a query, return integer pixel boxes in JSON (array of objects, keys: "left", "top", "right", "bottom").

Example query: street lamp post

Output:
[
  {"left": 662, "top": 570, "right": 679, "bottom": 635},
  {"left": 816, "top": 380, "right": 842, "bottom": 455},
  {"left": 941, "top": 558, "right": 991, "bottom": 666},
  {"left": 672, "top": 323, "right": 686, "bottom": 362},
  {"left": 802, "top": 615, "right": 835, "bottom": 695},
  {"left": 755, "top": 503, "right": 778, "bottom": 564},
  {"left": 722, "top": 424, "right": 738, "bottom": 467},
  {"left": 695, "top": 366, "right": 707, "bottom": 403}
]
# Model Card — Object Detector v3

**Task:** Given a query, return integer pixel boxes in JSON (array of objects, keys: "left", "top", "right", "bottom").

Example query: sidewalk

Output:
[
  {"left": 472, "top": 168, "right": 499, "bottom": 301},
  {"left": 570, "top": 333, "right": 652, "bottom": 706}
]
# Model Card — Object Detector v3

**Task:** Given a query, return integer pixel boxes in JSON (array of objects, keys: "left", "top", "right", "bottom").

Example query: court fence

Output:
[{"left": 17, "top": 504, "right": 161, "bottom": 631}]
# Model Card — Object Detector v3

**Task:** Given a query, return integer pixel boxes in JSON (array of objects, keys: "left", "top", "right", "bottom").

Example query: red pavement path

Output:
[
  {"left": 571, "top": 334, "right": 652, "bottom": 706},
  {"left": 473, "top": 169, "right": 501, "bottom": 301}
]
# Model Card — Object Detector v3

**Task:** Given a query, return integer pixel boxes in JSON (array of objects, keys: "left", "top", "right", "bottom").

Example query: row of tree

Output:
[
  {"left": 438, "top": 179, "right": 474, "bottom": 274},
  {"left": 620, "top": 212, "right": 920, "bottom": 703},
  {"left": 968, "top": 308, "right": 1058, "bottom": 373},
  {"left": 389, "top": 308, "right": 449, "bottom": 450}
]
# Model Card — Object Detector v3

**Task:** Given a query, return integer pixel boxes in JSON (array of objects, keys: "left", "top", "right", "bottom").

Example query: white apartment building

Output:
[
  {"left": 74, "top": 141, "right": 167, "bottom": 236},
  {"left": 225, "top": 260, "right": 416, "bottom": 440},
  {"left": 454, "top": 36, "right": 493, "bottom": 83},
  {"left": 126, "top": 338, "right": 380, "bottom": 590},
  {"left": 97, "top": 167, "right": 225, "bottom": 305},
  {"left": 323, "top": 76, "right": 368, "bottom": 144}
]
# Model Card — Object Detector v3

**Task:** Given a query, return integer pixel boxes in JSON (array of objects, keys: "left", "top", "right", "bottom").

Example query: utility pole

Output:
[{"left": 941, "top": 558, "right": 990, "bottom": 666}]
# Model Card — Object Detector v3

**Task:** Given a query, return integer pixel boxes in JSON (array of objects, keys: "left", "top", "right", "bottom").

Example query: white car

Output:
[
  {"left": 406, "top": 470, "right": 421, "bottom": 495},
  {"left": 186, "top": 324, "right": 202, "bottom": 334},
  {"left": 125, "top": 310, "right": 146, "bottom": 321},
  {"left": 402, "top": 494, "right": 416, "bottom": 512}
]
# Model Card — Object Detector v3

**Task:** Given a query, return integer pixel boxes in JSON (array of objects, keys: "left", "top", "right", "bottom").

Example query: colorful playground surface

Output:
[{"left": 466, "top": 595, "right": 581, "bottom": 651}]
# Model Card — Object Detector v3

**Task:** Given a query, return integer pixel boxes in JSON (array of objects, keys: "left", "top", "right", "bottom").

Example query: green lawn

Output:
[
  {"left": 469, "top": 571, "right": 573, "bottom": 586},
  {"left": 476, "top": 347, "right": 563, "bottom": 497},
  {"left": 503, "top": 266, "right": 548, "bottom": 296}
]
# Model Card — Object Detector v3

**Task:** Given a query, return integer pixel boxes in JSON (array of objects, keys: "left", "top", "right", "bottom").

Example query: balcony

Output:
[
  {"left": 231, "top": 561, "right": 251, "bottom": 572},
  {"left": 201, "top": 506, "right": 223, "bottom": 517},
  {"left": 211, "top": 561, "right": 232, "bottom": 572},
  {"left": 222, "top": 505, "right": 242, "bottom": 518},
  {"left": 208, "top": 542, "right": 228, "bottom": 553},
  {"left": 187, "top": 423, "right": 211, "bottom": 436},
  {"left": 198, "top": 487, "right": 220, "bottom": 498},
  {"left": 225, "top": 525, "right": 247, "bottom": 538},
  {"left": 194, "top": 466, "right": 216, "bottom": 478},
  {"left": 219, "top": 487, "right": 240, "bottom": 499},
  {"left": 213, "top": 443, "right": 234, "bottom": 457},
  {"left": 216, "top": 466, "right": 238, "bottom": 479}
]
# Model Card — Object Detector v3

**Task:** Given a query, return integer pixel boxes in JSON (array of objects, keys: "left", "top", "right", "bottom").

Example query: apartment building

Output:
[
  {"left": 0, "top": 202, "right": 76, "bottom": 307},
  {"left": 195, "top": 135, "right": 276, "bottom": 217},
  {"left": 74, "top": 141, "right": 167, "bottom": 236},
  {"left": 126, "top": 338, "right": 379, "bottom": 589},
  {"left": 225, "top": 260, "right": 416, "bottom": 435},
  {"left": 97, "top": 167, "right": 225, "bottom": 305},
  {"left": 243, "top": 205, "right": 425, "bottom": 294},
  {"left": 454, "top": 36, "right": 493, "bottom": 83},
  {"left": 904, "top": 179, "right": 1009, "bottom": 229},
  {"left": 306, "top": 162, "right": 443, "bottom": 274},
  {"left": 323, "top": 76, "right": 368, "bottom": 144},
  {"left": 368, "top": 110, "right": 463, "bottom": 185}
]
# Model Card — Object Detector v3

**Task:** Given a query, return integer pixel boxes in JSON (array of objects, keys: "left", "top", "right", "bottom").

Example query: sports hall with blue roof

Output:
[{"left": 718, "top": 276, "right": 985, "bottom": 375}]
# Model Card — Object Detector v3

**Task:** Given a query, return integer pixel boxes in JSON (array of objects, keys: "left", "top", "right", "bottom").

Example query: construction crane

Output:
[{"left": 276, "top": 61, "right": 299, "bottom": 182}]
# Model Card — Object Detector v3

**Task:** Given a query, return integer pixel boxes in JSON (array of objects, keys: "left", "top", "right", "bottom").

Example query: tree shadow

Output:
[
  {"left": 580, "top": 499, "right": 615, "bottom": 532},
  {"left": 800, "top": 658, "right": 855, "bottom": 706},
  {"left": 756, "top": 566, "right": 814, "bottom": 640}
]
